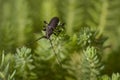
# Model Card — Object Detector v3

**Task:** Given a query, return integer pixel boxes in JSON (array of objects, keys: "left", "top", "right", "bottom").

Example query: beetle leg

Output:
[
  {"left": 42, "top": 26, "right": 46, "bottom": 31},
  {"left": 53, "top": 32, "right": 57, "bottom": 36},
  {"left": 43, "top": 21, "right": 48, "bottom": 31},
  {"left": 43, "top": 28, "right": 46, "bottom": 31},
  {"left": 58, "top": 22, "right": 65, "bottom": 28},
  {"left": 44, "top": 21, "right": 48, "bottom": 24},
  {"left": 43, "top": 20, "right": 49, "bottom": 31},
  {"left": 53, "top": 29, "right": 61, "bottom": 36},
  {"left": 61, "top": 23, "right": 65, "bottom": 26}
]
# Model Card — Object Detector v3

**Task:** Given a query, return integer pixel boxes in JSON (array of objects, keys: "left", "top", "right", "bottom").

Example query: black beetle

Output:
[
  {"left": 30, "top": 17, "right": 64, "bottom": 42},
  {"left": 29, "top": 17, "right": 64, "bottom": 66},
  {"left": 43, "top": 17, "right": 64, "bottom": 39}
]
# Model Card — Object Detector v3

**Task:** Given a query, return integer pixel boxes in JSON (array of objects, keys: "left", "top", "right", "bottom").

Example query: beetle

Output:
[
  {"left": 44, "top": 17, "right": 60, "bottom": 39},
  {"left": 29, "top": 17, "right": 64, "bottom": 67},
  {"left": 33, "top": 17, "right": 64, "bottom": 41},
  {"left": 43, "top": 17, "right": 64, "bottom": 39}
]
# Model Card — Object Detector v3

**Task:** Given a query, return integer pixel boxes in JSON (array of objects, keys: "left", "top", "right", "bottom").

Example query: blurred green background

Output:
[{"left": 0, "top": 0, "right": 120, "bottom": 80}]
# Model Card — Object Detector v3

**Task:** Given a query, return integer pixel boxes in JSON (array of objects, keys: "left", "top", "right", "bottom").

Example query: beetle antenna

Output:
[
  {"left": 27, "top": 36, "right": 46, "bottom": 46},
  {"left": 48, "top": 38, "right": 62, "bottom": 67}
]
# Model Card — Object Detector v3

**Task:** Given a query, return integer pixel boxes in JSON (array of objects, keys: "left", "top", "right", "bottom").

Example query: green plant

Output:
[
  {"left": 0, "top": 0, "right": 120, "bottom": 80},
  {"left": 0, "top": 51, "right": 16, "bottom": 80}
]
